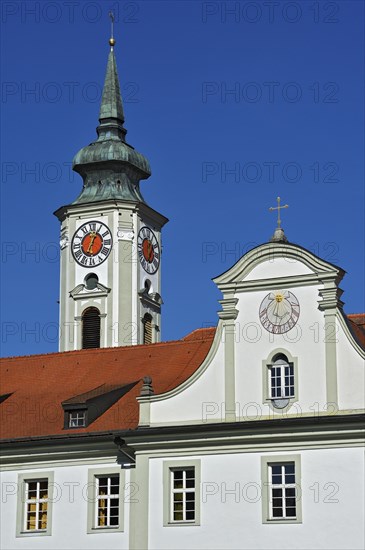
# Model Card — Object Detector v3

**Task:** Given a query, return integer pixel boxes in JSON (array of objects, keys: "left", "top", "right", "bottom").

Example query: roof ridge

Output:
[{"left": 0, "top": 328, "right": 216, "bottom": 362}]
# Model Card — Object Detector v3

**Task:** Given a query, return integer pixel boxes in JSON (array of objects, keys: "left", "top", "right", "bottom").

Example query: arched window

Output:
[
  {"left": 269, "top": 354, "right": 294, "bottom": 399},
  {"left": 82, "top": 307, "right": 101, "bottom": 349},
  {"left": 143, "top": 313, "right": 153, "bottom": 345}
]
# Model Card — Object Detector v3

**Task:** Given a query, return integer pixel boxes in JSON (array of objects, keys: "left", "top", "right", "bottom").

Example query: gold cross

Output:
[{"left": 269, "top": 196, "right": 289, "bottom": 228}]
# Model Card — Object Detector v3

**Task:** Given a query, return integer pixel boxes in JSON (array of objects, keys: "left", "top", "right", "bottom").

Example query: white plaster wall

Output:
[
  {"left": 0, "top": 463, "right": 130, "bottom": 550},
  {"left": 149, "top": 281, "right": 333, "bottom": 425},
  {"left": 244, "top": 256, "right": 313, "bottom": 281},
  {"left": 234, "top": 284, "right": 327, "bottom": 418},
  {"left": 149, "top": 447, "right": 365, "bottom": 550},
  {"left": 60, "top": 211, "right": 115, "bottom": 351},
  {"left": 337, "top": 320, "right": 365, "bottom": 410},
  {"left": 149, "top": 341, "right": 225, "bottom": 425}
]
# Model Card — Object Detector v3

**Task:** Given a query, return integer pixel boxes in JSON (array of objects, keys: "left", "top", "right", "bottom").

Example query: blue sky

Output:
[{"left": 1, "top": 0, "right": 364, "bottom": 357}]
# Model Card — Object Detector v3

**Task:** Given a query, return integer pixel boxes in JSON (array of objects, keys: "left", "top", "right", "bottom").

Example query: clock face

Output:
[
  {"left": 137, "top": 227, "right": 160, "bottom": 274},
  {"left": 71, "top": 221, "right": 112, "bottom": 267},
  {"left": 259, "top": 290, "right": 300, "bottom": 334}
]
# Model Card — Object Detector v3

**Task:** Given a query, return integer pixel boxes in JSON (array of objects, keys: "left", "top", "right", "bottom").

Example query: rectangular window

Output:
[
  {"left": 95, "top": 475, "right": 120, "bottom": 528},
  {"left": 261, "top": 455, "right": 302, "bottom": 524},
  {"left": 87, "top": 468, "right": 124, "bottom": 534},
  {"left": 269, "top": 463, "right": 296, "bottom": 519},
  {"left": 270, "top": 363, "right": 294, "bottom": 398},
  {"left": 170, "top": 468, "right": 196, "bottom": 522},
  {"left": 69, "top": 410, "right": 86, "bottom": 427},
  {"left": 163, "top": 460, "right": 201, "bottom": 527},
  {"left": 17, "top": 472, "right": 54, "bottom": 537},
  {"left": 24, "top": 479, "right": 49, "bottom": 531}
]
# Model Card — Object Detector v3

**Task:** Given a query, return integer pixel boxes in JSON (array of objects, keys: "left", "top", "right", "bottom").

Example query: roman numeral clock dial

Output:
[
  {"left": 259, "top": 290, "right": 300, "bottom": 334},
  {"left": 71, "top": 221, "right": 113, "bottom": 267},
  {"left": 137, "top": 227, "right": 160, "bottom": 274}
]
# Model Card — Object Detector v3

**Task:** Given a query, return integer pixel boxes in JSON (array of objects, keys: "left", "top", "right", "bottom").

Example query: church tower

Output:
[{"left": 55, "top": 30, "right": 168, "bottom": 351}]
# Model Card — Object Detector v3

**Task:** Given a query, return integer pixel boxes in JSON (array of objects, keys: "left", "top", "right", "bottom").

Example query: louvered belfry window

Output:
[
  {"left": 143, "top": 314, "right": 152, "bottom": 345},
  {"left": 82, "top": 307, "right": 101, "bottom": 349}
]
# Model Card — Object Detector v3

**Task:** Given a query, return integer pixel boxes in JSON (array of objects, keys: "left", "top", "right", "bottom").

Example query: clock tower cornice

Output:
[{"left": 54, "top": 199, "right": 169, "bottom": 227}]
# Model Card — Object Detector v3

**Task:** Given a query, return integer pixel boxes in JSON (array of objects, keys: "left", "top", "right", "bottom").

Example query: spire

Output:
[
  {"left": 96, "top": 19, "right": 126, "bottom": 141},
  {"left": 99, "top": 51, "right": 124, "bottom": 123},
  {"left": 71, "top": 18, "right": 151, "bottom": 205}
]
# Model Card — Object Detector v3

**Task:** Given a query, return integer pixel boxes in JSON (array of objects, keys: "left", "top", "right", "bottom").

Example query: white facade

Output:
[
  {"left": 1, "top": 461, "right": 132, "bottom": 550},
  {"left": 131, "top": 241, "right": 364, "bottom": 549},
  {"left": 1, "top": 241, "right": 364, "bottom": 549},
  {"left": 141, "top": 242, "right": 364, "bottom": 426}
]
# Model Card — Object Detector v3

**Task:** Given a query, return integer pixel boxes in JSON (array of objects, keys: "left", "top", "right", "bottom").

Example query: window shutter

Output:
[
  {"left": 143, "top": 314, "right": 152, "bottom": 345},
  {"left": 82, "top": 307, "right": 101, "bottom": 349}
]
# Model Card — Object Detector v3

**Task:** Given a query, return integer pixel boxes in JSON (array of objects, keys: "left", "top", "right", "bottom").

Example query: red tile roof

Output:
[
  {"left": 0, "top": 328, "right": 215, "bottom": 441},
  {"left": 61, "top": 384, "right": 131, "bottom": 404},
  {"left": 347, "top": 313, "right": 365, "bottom": 348},
  {"left": 348, "top": 313, "right": 365, "bottom": 328}
]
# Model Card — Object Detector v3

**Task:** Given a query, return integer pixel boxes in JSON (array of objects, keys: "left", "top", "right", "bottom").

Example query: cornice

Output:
[
  {"left": 217, "top": 272, "right": 341, "bottom": 294},
  {"left": 125, "top": 413, "right": 365, "bottom": 453},
  {"left": 213, "top": 242, "right": 344, "bottom": 287},
  {"left": 70, "top": 282, "right": 111, "bottom": 300},
  {"left": 54, "top": 199, "right": 169, "bottom": 227},
  {"left": 54, "top": 200, "right": 139, "bottom": 221}
]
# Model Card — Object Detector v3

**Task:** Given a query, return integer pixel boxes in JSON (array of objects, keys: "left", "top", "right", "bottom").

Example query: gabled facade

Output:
[{"left": 129, "top": 240, "right": 364, "bottom": 549}]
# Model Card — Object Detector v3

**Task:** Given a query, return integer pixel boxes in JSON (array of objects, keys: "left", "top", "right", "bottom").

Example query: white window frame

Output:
[
  {"left": 87, "top": 468, "right": 124, "bottom": 534},
  {"left": 163, "top": 460, "right": 201, "bottom": 527},
  {"left": 262, "top": 349, "right": 298, "bottom": 411},
  {"left": 170, "top": 468, "right": 196, "bottom": 523},
  {"left": 269, "top": 358, "right": 295, "bottom": 399},
  {"left": 261, "top": 455, "right": 302, "bottom": 524},
  {"left": 16, "top": 472, "right": 54, "bottom": 537},
  {"left": 268, "top": 463, "right": 297, "bottom": 519},
  {"left": 69, "top": 410, "right": 86, "bottom": 427},
  {"left": 94, "top": 475, "right": 120, "bottom": 529}
]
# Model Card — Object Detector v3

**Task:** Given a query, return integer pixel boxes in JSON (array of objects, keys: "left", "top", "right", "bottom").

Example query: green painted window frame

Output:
[
  {"left": 163, "top": 460, "right": 201, "bottom": 527},
  {"left": 86, "top": 467, "right": 125, "bottom": 534},
  {"left": 261, "top": 455, "right": 302, "bottom": 524},
  {"left": 16, "top": 471, "right": 54, "bottom": 538},
  {"left": 262, "top": 348, "right": 299, "bottom": 412}
]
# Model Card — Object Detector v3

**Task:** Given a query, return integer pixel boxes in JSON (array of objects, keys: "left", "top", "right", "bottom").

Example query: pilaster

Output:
[
  {"left": 218, "top": 295, "right": 238, "bottom": 422},
  {"left": 318, "top": 281, "right": 343, "bottom": 405}
]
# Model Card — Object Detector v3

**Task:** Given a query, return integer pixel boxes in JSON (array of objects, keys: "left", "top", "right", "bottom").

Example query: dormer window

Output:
[
  {"left": 62, "top": 383, "right": 138, "bottom": 430},
  {"left": 68, "top": 410, "right": 86, "bottom": 428}
]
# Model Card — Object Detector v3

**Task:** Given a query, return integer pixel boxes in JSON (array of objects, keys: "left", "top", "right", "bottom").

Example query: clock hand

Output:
[
  {"left": 87, "top": 232, "right": 97, "bottom": 253},
  {"left": 147, "top": 241, "right": 153, "bottom": 261}
]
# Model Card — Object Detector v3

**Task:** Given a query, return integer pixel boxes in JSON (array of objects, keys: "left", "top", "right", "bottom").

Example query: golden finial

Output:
[{"left": 109, "top": 11, "right": 115, "bottom": 48}]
